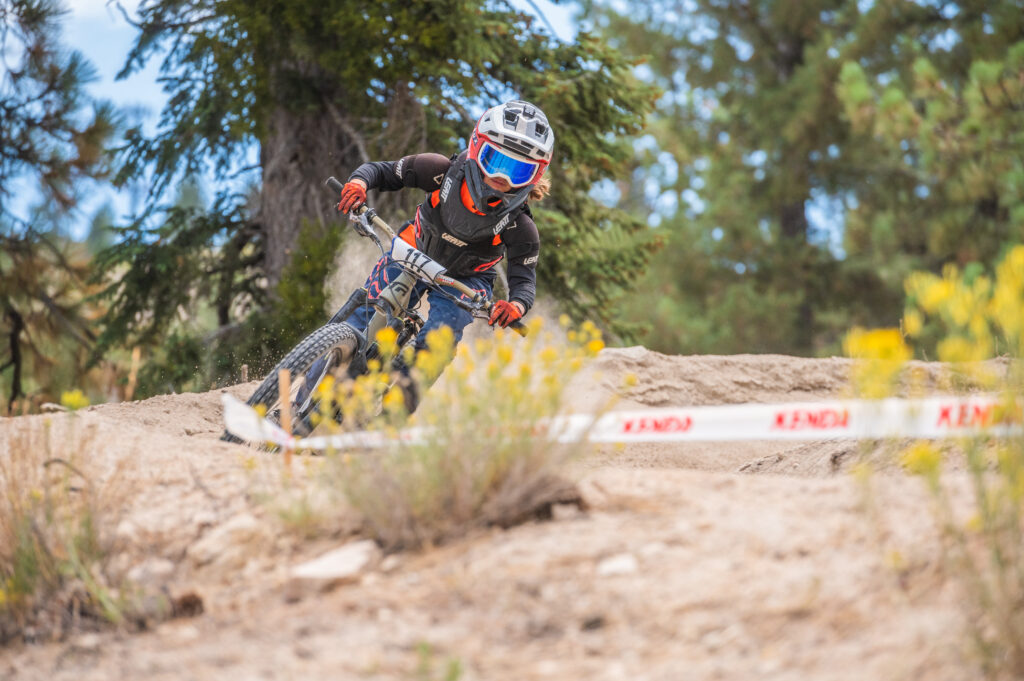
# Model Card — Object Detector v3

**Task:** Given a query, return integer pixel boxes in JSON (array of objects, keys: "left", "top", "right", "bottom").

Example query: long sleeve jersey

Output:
[{"left": 349, "top": 153, "right": 540, "bottom": 311}]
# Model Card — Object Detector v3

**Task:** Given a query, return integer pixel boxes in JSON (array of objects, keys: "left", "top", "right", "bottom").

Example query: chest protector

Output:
[{"left": 414, "top": 152, "right": 529, "bottom": 277}]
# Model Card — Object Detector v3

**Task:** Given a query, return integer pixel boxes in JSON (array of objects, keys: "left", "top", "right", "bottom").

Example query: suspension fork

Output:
[{"left": 365, "top": 268, "right": 418, "bottom": 349}]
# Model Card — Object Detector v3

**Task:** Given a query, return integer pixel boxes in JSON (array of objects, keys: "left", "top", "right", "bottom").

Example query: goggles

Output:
[{"left": 476, "top": 141, "right": 540, "bottom": 188}]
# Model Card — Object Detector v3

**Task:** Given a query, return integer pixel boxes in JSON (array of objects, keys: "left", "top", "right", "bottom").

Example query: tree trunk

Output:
[
  {"left": 259, "top": 105, "right": 363, "bottom": 289},
  {"left": 779, "top": 197, "right": 814, "bottom": 352},
  {"left": 4, "top": 307, "right": 24, "bottom": 412}
]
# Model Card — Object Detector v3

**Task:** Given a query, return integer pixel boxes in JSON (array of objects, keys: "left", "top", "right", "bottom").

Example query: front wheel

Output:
[{"left": 222, "top": 323, "right": 359, "bottom": 442}]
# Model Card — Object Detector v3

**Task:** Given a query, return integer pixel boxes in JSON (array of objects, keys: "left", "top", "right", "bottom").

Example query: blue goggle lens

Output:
[{"left": 477, "top": 143, "right": 538, "bottom": 187}]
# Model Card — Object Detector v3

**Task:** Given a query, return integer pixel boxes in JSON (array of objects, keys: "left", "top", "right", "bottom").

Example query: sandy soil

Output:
[{"left": 0, "top": 348, "right": 978, "bottom": 680}]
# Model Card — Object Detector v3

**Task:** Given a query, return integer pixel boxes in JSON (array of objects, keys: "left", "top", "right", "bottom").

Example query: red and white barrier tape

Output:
[{"left": 221, "top": 393, "right": 1021, "bottom": 451}]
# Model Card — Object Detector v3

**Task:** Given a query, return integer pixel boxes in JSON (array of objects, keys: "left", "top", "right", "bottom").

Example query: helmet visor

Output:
[{"left": 477, "top": 142, "right": 539, "bottom": 187}]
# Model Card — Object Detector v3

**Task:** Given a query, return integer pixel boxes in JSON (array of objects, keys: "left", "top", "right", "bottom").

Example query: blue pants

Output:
[
  {"left": 297, "top": 256, "right": 493, "bottom": 415},
  {"left": 346, "top": 255, "right": 494, "bottom": 351}
]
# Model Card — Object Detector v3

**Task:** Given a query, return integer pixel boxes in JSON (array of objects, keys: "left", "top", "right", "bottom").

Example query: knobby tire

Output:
[{"left": 221, "top": 323, "right": 358, "bottom": 443}]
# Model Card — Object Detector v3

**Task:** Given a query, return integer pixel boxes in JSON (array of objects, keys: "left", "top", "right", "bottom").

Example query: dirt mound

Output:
[
  {"left": 579, "top": 347, "right": 853, "bottom": 410},
  {"left": 1, "top": 351, "right": 976, "bottom": 680}
]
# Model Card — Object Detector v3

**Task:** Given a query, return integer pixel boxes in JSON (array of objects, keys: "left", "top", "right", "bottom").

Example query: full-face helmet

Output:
[{"left": 467, "top": 100, "right": 554, "bottom": 190}]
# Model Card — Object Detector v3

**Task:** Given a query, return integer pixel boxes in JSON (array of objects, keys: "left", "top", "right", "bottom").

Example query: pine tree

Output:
[
  {"left": 0, "top": 0, "right": 117, "bottom": 410},
  {"left": 589, "top": 0, "right": 1023, "bottom": 356},
  {"left": 98, "top": 0, "right": 659, "bottom": 380},
  {"left": 837, "top": 9, "right": 1024, "bottom": 296}
]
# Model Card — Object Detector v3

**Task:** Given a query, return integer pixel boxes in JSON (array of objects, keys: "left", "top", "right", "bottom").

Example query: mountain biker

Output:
[{"left": 334, "top": 99, "right": 554, "bottom": 366}]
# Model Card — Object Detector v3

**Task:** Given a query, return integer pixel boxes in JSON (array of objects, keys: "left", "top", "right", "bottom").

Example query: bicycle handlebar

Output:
[{"left": 325, "top": 176, "right": 527, "bottom": 337}]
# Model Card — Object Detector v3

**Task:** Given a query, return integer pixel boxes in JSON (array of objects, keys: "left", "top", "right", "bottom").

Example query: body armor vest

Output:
[{"left": 414, "top": 152, "right": 526, "bottom": 277}]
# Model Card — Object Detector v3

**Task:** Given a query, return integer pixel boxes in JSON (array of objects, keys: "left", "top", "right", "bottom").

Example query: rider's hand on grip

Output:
[
  {"left": 488, "top": 300, "right": 524, "bottom": 328},
  {"left": 337, "top": 180, "right": 368, "bottom": 214}
]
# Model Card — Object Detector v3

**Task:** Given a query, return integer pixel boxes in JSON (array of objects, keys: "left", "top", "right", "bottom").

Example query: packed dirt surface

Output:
[{"left": 1, "top": 349, "right": 978, "bottom": 680}]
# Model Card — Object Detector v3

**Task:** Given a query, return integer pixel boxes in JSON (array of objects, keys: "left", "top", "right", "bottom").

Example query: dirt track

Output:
[{"left": 1, "top": 348, "right": 974, "bottom": 680}]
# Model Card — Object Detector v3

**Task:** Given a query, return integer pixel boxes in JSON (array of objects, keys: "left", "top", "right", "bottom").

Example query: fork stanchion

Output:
[{"left": 278, "top": 368, "right": 293, "bottom": 469}]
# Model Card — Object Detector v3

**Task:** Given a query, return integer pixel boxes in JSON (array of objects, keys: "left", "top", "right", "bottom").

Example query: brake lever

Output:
[
  {"left": 348, "top": 210, "right": 375, "bottom": 239},
  {"left": 347, "top": 207, "right": 385, "bottom": 256}
]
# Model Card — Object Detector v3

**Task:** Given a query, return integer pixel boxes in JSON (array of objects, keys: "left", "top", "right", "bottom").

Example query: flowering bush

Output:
[
  {"left": 309, "top": 316, "right": 606, "bottom": 551},
  {"left": 847, "top": 245, "right": 1024, "bottom": 677}
]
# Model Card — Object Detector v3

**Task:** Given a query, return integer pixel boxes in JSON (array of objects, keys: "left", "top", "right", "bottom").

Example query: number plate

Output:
[{"left": 391, "top": 237, "right": 447, "bottom": 283}]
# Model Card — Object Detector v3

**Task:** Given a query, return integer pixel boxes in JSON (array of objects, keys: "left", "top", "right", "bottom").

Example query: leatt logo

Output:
[
  {"left": 441, "top": 232, "right": 468, "bottom": 247},
  {"left": 440, "top": 177, "right": 453, "bottom": 201},
  {"left": 493, "top": 213, "right": 512, "bottom": 235}
]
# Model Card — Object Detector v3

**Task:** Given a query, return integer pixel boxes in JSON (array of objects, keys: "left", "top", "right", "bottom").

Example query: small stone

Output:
[
  {"left": 160, "top": 622, "right": 201, "bottom": 643},
  {"left": 188, "top": 513, "right": 267, "bottom": 568},
  {"left": 551, "top": 503, "right": 582, "bottom": 521},
  {"left": 115, "top": 519, "right": 138, "bottom": 543},
  {"left": 380, "top": 555, "right": 402, "bottom": 573},
  {"left": 127, "top": 558, "right": 175, "bottom": 586},
  {"left": 190, "top": 510, "right": 217, "bottom": 528},
  {"left": 596, "top": 553, "right": 638, "bottom": 576},
  {"left": 578, "top": 479, "right": 609, "bottom": 508},
  {"left": 287, "top": 540, "right": 381, "bottom": 596},
  {"left": 70, "top": 633, "right": 101, "bottom": 652},
  {"left": 639, "top": 541, "right": 667, "bottom": 556}
]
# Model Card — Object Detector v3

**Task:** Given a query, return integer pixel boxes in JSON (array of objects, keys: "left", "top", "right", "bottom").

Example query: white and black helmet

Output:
[
  {"left": 468, "top": 100, "right": 554, "bottom": 189},
  {"left": 474, "top": 100, "right": 555, "bottom": 163}
]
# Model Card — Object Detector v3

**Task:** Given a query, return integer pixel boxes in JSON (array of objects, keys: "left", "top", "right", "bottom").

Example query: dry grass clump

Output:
[
  {"left": 312, "top": 317, "right": 605, "bottom": 552},
  {"left": 848, "top": 247, "right": 1024, "bottom": 678},
  {"left": 0, "top": 414, "right": 136, "bottom": 644}
]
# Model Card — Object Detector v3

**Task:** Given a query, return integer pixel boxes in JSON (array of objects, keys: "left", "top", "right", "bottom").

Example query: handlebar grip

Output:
[
  {"left": 325, "top": 176, "right": 344, "bottom": 194},
  {"left": 509, "top": 319, "right": 528, "bottom": 337}
]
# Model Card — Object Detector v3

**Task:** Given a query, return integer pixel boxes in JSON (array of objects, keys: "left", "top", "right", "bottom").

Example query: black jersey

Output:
[{"left": 349, "top": 152, "right": 540, "bottom": 311}]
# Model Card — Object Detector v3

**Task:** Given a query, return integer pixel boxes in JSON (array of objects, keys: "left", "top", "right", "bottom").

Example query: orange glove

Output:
[
  {"left": 337, "top": 180, "right": 367, "bottom": 213},
  {"left": 488, "top": 300, "right": 524, "bottom": 327}
]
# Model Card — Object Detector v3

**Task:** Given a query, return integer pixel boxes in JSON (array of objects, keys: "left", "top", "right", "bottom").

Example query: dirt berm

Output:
[{"left": 1, "top": 348, "right": 976, "bottom": 680}]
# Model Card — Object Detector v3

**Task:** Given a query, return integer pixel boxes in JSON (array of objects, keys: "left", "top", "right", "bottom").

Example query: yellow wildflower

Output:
[
  {"left": 844, "top": 328, "right": 911, "bottom": 362},
  {"left": 903, "top": 309, "right": 923, "bottom": 337},
  {"left": 496, "top": 344, "right": 514, "bottom": 365},
  {"left": 60, "top": 389, "right": 90, "bottom": 411},
  {"left": 382, "top": 387, "right": 406, "bottom": 412},
  {"left": 375, "top": 327, "right": 399, "bottom": 358},
  {"left": 316, "top": 374, "right": 335, "bottom": 397},
  {"left": 901, "top": 441, "right": 942, "bottom": 479},
  {"left": 936, "top": 335, "right": 984, "bottom": 363}
]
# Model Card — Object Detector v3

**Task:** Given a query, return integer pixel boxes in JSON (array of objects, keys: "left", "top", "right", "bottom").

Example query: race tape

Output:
[{"left": 221, "top": 392, "right": 1022, "bottom": 451}]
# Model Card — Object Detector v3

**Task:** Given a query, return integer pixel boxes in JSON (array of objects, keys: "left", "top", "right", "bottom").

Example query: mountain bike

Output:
[{"left": 221, "top": 176, "right": 526, "bottom": 442}]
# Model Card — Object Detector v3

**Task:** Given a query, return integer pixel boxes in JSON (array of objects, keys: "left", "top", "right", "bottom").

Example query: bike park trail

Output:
[{"left": 2, "top": 348, "right": 977, "bottom": 681}]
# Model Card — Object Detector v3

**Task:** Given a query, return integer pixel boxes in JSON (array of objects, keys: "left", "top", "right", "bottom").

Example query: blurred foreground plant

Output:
[
  {"left": 0, "top": 415, "right": 136, "bottom": 644},
  {"left": 847, "top": 245, "right": 1024, "bottom": 677},
  {"left": 309, "top": 317, "right": 606, "bottom": 552}
]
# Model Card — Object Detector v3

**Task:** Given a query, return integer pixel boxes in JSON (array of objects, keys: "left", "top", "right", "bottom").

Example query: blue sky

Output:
[{"left": 53, "top": 0, "right": 577, "bottom": 237}]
